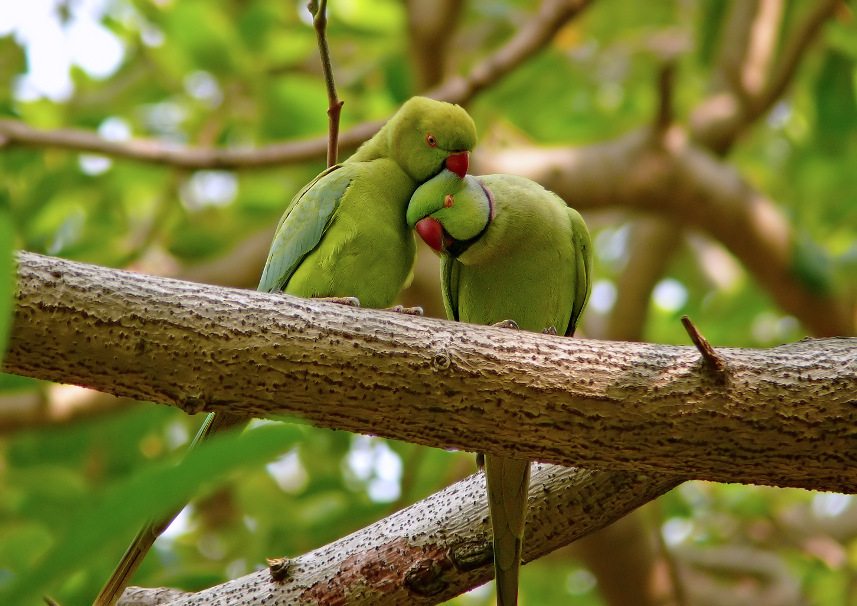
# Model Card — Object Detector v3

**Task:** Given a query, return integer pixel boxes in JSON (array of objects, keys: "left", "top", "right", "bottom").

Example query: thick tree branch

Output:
[
  {"left": 117, "top": 465, "right": 679, "bottom": 606},
  {"left": 0, "top": 0, "right": 589, "bottom": 170},
  {"left": 5, "top": 252, "right": 857, "bottom": 492},
  {"left": 473, "top": 128, "right": 854, "bottom": 337}
]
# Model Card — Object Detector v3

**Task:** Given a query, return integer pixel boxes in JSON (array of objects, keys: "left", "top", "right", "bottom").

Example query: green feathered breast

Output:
[{"left": 441, "top": 174, "right": 592, "bottom": 336}]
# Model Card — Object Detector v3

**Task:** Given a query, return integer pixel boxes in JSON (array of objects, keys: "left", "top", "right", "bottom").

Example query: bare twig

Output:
[
  {"left": 0, "top": 116, "right": 377, "bottom": 169},
  {"left": 651, "top": 500, "right": 691, "bottom": 606},
  {"left": 713, "top": 0, "right": 760, "bottom": 98},
  {"left": 308, "top": 0, "right": 343, "bottom": 167}
]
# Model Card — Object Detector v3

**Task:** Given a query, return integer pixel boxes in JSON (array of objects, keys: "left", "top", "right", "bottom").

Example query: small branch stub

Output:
[
  {"left": 267, "top": 557, "right": 292, "bottom": 583},
  {"left": 681, "top": 315, "right": 728, "bottom": 379},
  {"left": 448, "top": 540, "right": 493, "bottom": 571},
  {"left": 404, "top": 559, "right": 448, "bottom": 597}
]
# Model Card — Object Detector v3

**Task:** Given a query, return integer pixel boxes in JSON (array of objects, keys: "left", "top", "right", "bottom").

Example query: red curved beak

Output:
[
  {"left": 415, "top": 217, "right": 447, "bottom": 252},
  {"left": 445, "top": 152, "right": 469, "bottom": 178}
]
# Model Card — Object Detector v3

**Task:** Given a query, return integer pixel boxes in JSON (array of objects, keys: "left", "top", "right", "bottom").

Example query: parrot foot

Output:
[
  {"left": 386, "top": 305, "right": 424, "bottom": 316},
  {"left": 315, "top": 296, "right": 361, "bottom": 307},
  {"left": 476, "top": 452, "right": 485, "bottom": 472},
  {"left": 542, "top": 326, "right": 557, "bottom": 335},
  {"left": 491, "top": 319, "right": 519, "bottom": 330}
]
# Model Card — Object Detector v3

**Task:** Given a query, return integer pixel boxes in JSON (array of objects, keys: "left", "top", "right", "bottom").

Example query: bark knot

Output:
[
  {"left": 404, "top": 558, "right": 448, "bottom": 596},
  {"left": 431, "top": 350, "right": 452, "bottom": 372}
]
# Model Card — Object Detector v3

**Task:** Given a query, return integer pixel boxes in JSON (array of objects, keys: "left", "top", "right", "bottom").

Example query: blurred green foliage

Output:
[
  {"left": 0, "top": 0, "right": 856, "bottom": 605},
  {"left": 0, "top": 189, "right": 12, "bottom": 366}
]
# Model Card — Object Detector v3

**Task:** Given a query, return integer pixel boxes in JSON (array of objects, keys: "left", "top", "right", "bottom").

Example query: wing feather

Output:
[
  {"left": 257, "top": 165, "right": 353, "bottom": 293},
  {"left": 565, "top": 207, "right": 593, "bottom": 337},
  {"left": 440, "top": 256, "right": 462, "bottom": 322}
]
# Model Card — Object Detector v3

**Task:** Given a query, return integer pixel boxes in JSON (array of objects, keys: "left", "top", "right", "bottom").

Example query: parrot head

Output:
[
  {"left": 389, "top": 97, "right": 477, "bottom": 182},
  {"left": 407, "top": 169, "right": 494, "bottom": 258}
]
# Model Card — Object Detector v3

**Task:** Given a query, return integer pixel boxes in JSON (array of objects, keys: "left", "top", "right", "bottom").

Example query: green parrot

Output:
[
  {"left": 406, "top": 169, "right": 592, "bottom": 606},
  {"left": 94, "top": 97, "right": 477, "bottom": 606}
]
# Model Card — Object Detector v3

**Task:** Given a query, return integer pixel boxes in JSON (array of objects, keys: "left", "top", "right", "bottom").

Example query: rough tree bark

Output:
[
  {"left": 5, "top": 252, "right": 857, "bottom": 494},
  {"left": 116, "top": 465, "right": 679, "bottom": 606}
]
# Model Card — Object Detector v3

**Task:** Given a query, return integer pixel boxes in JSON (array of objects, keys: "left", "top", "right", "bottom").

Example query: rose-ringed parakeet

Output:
[
  {"left": 94, "top": 97, "right": 477, "bottom": 606},
  {"left": 406, "top": 169, "right": 592, "bottom": 606}
]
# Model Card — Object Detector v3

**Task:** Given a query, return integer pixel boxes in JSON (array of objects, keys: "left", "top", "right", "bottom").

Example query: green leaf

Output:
[{"left": 0, "top": 422, "right": 301, "bottom": 605}]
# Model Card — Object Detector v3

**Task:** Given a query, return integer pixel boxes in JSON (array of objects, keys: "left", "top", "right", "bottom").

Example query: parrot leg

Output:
[
  {"left": 542, "top": 326, "right": 557, "bottom": 335},
  {"left": 385, "top": 305, "right": 424, "bottom": 315}
]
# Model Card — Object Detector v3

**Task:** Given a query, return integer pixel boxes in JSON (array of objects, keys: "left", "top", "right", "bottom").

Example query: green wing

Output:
[
  {"left": 258, "top": 165, "right": 353, "bottom": 293},
  {"left": 566, "top": 207, "right": 593, "bottom": 336},
  {"left": 440, "top": 256, "right": 462, "bottom": 322}
]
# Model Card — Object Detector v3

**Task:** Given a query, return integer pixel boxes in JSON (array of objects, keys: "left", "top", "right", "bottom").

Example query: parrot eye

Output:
[
  {"left": 426, "top": 133, "right": 438, "bottom": 147},
  {"left": 444, "top": 194, "right": 454, "bottom": 208}
]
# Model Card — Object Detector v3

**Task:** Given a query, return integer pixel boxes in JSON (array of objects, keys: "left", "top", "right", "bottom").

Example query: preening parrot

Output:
[
  {"left": 94, "top": 97, "right": 477, "bottom": 606},
  {"left": 407, "top": 169, "right": 592, "bottom": 606}
]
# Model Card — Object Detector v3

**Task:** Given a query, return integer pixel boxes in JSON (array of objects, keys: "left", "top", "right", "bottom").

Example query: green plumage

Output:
[
  {"left": 408, "top": 169, "right": 593, "bottom": 606},
  {"left": 95, "top": 98, "right": 476, "bottom": 606},
  {"left": 259, "top": 96, "right": 477, "bottom": 307}
]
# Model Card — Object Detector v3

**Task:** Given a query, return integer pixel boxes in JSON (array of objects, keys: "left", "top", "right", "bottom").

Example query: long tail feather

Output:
[{"left": 485, "top": 454, "right": 530, "bottom": 606}]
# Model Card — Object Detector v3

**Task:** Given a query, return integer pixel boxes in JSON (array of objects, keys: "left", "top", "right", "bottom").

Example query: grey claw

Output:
[
  {"left": 386, "top": 305, "right": 424, "bottom": 316},
  {"left": 492, "top": 319, "right": 519, "bottom": 330},
  {"left": 320, "top": 296, "right": 360, "bottom": 307}
]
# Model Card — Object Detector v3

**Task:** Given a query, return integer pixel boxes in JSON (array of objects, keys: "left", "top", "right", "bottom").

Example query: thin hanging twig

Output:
[{"left": 309, "top": 0, "right": 343, "bottom": 168}]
